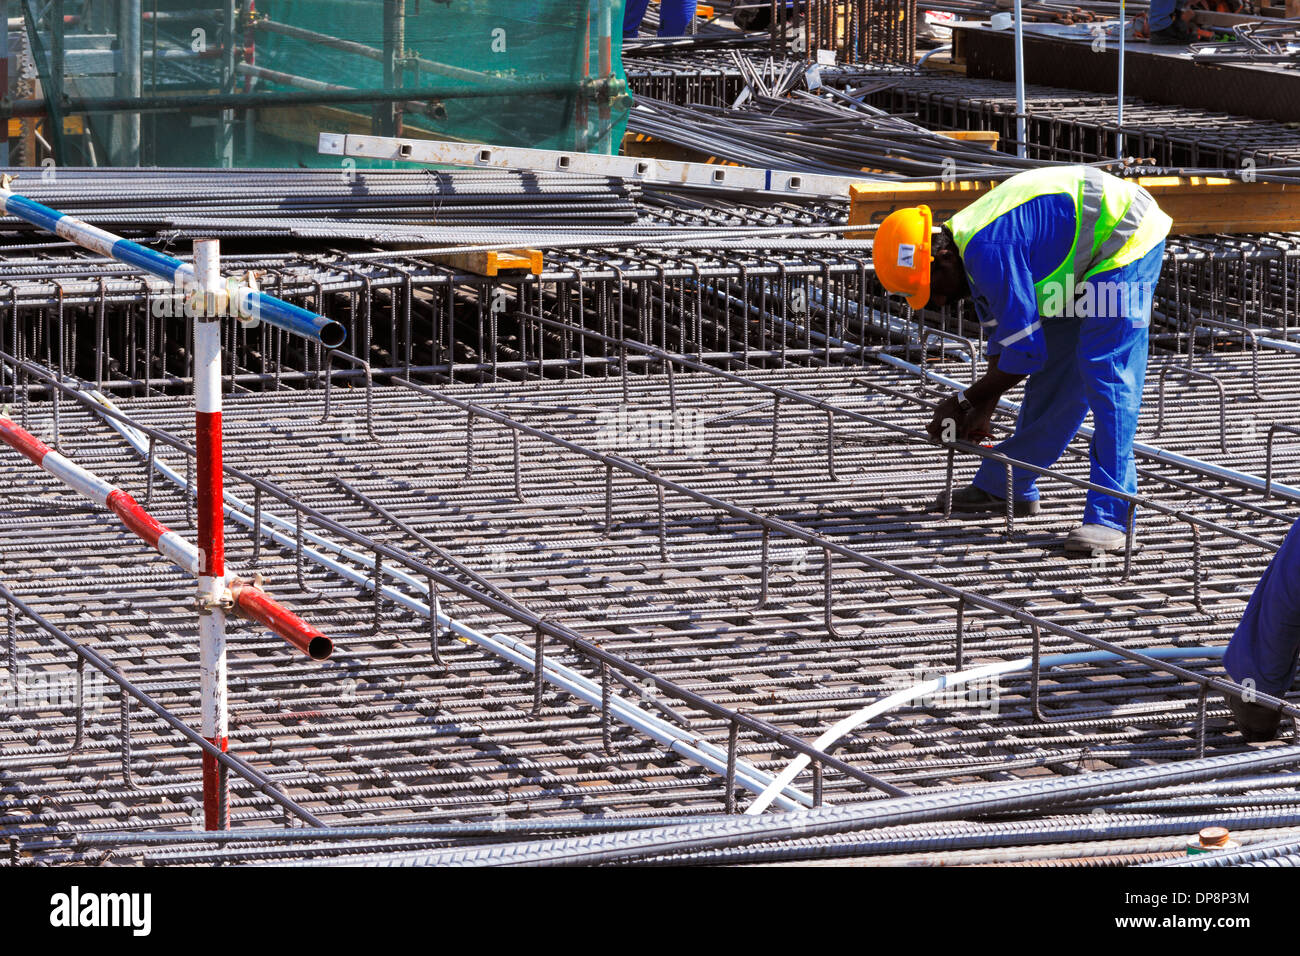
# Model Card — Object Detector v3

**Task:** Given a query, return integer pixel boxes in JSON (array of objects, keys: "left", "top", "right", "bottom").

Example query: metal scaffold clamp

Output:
[
  {"left": 198, "top": 589, "right": 236, "bottom": 614},
  {"left": 237, "top": 271, "right": 263, "bottom": 329}
]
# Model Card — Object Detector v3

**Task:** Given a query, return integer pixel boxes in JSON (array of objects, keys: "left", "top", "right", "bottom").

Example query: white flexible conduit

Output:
[
  {"left": 80, "top": 386, "right": 813, "bottom": 812},
  {"left": 745, "top": 645, "right": 1227, "bottom": 815}
]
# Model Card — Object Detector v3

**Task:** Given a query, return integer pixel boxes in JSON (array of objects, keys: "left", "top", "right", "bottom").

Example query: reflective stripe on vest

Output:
[
  {"left": 1087, "top": 191, "right": 1173, "bottom": 278},
  {"left": 945, "top": 167, "right": 1169, "bottom": 318},
  {"left": 1090, "top": 184, "right": 1152, "bottom": 268}
]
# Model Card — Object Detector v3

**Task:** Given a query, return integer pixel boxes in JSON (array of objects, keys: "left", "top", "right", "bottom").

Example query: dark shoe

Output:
[
  {"left": 1224, "top": 693, "right": 1282, "bottom": 743},
  {"left": 1149, "top": 19, "right": 1195, "bottom": 44},
  {"left": 1063, "top": 523, "right": 1129, "bottom": 554},
  {"left": 932, "top": 484, "right": 1040, "bottom": 517}
]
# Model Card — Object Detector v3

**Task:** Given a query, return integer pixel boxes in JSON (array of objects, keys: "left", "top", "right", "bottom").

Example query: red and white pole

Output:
[
  {"left": 0, "top": 417, "right": 195, "bottom": 569},
  {"left": 0, "top": 414, "right": 334, "bottom": 661},
  {"left": 193, "top": 239, "right": 228, "bottom": 831}
]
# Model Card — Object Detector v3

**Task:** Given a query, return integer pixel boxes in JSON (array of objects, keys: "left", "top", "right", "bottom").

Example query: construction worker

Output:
[
  {"left": 873, "top": 166, "right": 1172, "bottom": 553},
  {"left": 1146, "top": 0, "right": 1196, "bottom": 43},
  {"left": 623, "top": 0, "right": 697, "bottom": 38},
  {"left": 1221, "top": 521, "right": 1300, "bottom": 742}
]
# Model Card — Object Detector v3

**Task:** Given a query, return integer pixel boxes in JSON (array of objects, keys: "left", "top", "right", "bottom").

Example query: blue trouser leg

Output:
[
  {"left": 657, "top": 0, "right": 697, "bottom": 35},
  {"left": 1075, "top": 242, "right": 1162, "bottom": 530},
  {"left": 971, "top": 320, "right": 1089, "bottom": 503},
  {"left": 623, "top": 0, "right": 652, "bottom": 37},
  {"left": 1224, "top": 521, "right": 1300, "bottom": 696},
  {"left": 1147, "top": 0, "right": 1177, "bottom": 31}
]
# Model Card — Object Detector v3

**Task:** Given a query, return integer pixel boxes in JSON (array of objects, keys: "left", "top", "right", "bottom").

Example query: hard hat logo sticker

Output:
[{"left": 897, "top": 244, "right": 915, "bottom": 268}]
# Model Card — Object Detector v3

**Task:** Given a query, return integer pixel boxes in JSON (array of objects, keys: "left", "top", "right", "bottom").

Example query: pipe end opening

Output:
[{"left": 319, "top": 320, "right": 347, "bottom": 350}]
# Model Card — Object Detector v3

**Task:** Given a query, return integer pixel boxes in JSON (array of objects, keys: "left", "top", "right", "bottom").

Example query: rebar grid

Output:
[
  {"left": 3, "top": 341, "right": 1298, "bottom": 864},
  {"left": 1, "top": 69, "right": 1300, "bottom": 862}
]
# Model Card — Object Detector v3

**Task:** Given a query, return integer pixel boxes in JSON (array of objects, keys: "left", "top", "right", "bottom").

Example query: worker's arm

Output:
[
  {"left": 966, "top": 356, "right": 1026, "bottom": 405},
  {"left": 926, "top": 238, "right": 1042, "bottom": 442},
  {"left": 926, "top": 353, "right": 1025, "bottom": 441}
]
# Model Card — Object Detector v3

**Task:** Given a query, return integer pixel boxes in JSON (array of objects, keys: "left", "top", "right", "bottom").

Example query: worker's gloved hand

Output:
[
  {"left": 926, "top": 394, "right": 964, "bottom": 442},
  {"left": 963, "top": 397, "right": 998, "bottom": 441},
  {"left": 927, "top": 394, "right": 997, "bottom": 443}
]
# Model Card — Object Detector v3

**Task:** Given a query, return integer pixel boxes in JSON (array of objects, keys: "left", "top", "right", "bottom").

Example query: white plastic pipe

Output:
[
  {"left": 746, "top": 645, "right": 1227, "bottom": 814},
  {"left": 1013, "top": 0, "right": 1027, "bottom": 159},
  {"left": 1117, "top": 0, "right": 1126, "bottom": 160}
]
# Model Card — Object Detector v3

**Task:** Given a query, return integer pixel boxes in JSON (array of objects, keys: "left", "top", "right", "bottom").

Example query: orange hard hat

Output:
[{"left": 873, "top": 205, "right": 934, "bottom": 310}]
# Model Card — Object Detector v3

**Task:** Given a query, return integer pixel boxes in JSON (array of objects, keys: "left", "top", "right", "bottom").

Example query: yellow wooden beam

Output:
[
  {"left": 938, "top": 130, "right": 999, "bottom": 149},
  {"left": 847, "top": 176, "right": 1300, "bottom": 236},
  {"left": 622, "top": 132, "right": 743, "bottom": 167},
  {"left": 434, "top": 249, "right": 543, "bottom": 277}
]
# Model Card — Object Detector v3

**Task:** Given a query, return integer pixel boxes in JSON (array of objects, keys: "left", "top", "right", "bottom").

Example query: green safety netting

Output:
[
  {"left": 254, "top": 0, "right": 631, "bottom": 162},
  {"left": 17, "top": 0, "right": 630, "bottom": 169}
]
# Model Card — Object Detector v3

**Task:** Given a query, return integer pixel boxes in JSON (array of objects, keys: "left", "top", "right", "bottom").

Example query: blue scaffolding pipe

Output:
[{"left": 0, "top": 183, "right": 346, "bottom": 348}]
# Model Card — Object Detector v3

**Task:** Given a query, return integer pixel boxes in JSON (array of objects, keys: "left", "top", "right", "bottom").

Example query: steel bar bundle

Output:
[
  {"left": 854, "top": 69, "right": 1300, "bottom": 170},
  {"left": 628, "top": 91, "right": 1041, "bottom": 179},
  {"left": 0, "top": 168, "right": 643, "bottom": 234},
  {"left": 795, "top": 0, "right": 917, "bottom": 65},
  {"left": 624, "top": 53, "right": 1300, "bottom": 172}
]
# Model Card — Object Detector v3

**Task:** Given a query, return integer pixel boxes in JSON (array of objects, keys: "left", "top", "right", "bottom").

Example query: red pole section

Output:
[
  {"left": 0, "top": 413, "right": 332, "bottom": 661},
  {"left": 0, "top": 415, "right": 196, "bottom": 571},
  {"left": 598, "top": 0, "right": 613, "bottom": 153},
  {"left": 575, "top": 4, "right": 590, "bottom": 148},
  {"left": 229, "top": 581, "right": 333, "bottom": 661}
]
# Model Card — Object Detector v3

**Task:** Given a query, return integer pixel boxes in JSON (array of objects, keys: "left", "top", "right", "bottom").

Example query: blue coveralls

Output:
[
  {"left": 963, "top": 192, "right": 1166, "bottom": 531},
  {"left": 1224, "top": 521, "right": 1300, "bottom": 696},
  {"left": 1147, "top": 0, "right": 1177, "bottom": 31},
  {"left": 624, "top": 0, "right": 696, "bottom": 37}
]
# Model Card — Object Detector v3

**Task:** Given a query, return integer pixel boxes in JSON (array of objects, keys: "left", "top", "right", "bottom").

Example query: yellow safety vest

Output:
[{"left": 945, "top": 166, "right": 1172, "bottom": 318}]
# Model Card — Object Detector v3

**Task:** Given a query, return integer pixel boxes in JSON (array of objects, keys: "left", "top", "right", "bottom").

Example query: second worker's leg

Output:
[
  {"left": 657, "top": 0, "right": 698, "bottom": 35},
  {"left": 623, "top": 0, "right": 652, "bottom": 38},
  {"left": 1223, "top": 520, "right": 1300, "bottom": 741}
]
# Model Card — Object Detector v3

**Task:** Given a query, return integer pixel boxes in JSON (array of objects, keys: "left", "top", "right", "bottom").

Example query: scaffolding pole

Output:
[{"left": 193, "top": 239, "right": 228, "bottom": 830}]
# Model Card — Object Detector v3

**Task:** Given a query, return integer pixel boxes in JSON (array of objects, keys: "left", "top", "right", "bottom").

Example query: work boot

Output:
[
  {"left": 932, "top": 484, "right": 1040, "bottom": 517},
  {"left": 1063, "top": 523, "right": 1128, "bottom": 554},
  {"left": 1223, "top": 693, "right": 1282, "bottom": 743},
  {"left": 1149, "top": 18, "right": 1195, "bottom": 44}
]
